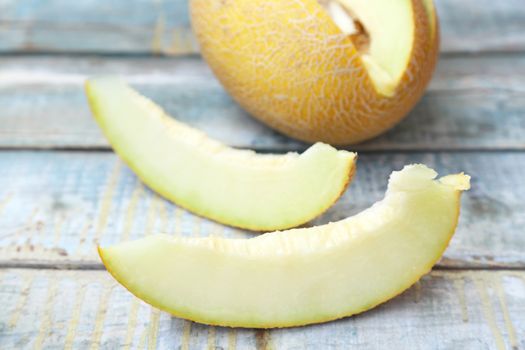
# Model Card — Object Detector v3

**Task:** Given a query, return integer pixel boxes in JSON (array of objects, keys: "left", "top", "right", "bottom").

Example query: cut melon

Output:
[
  {"left": 190, "top": 0, "right": 439, "bottom": 144},
  {"left": 85, "top": 77, "right": 356, "bottom": 231},
  {"left": 99, "top": 164, "right": 470, "bottom": 328}
]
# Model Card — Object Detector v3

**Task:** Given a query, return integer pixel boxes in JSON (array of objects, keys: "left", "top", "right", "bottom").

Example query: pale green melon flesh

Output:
[
  {"left": 99, "top": 165, "right": 470, "bottom": 328},
  {"left": 335, "top": 0, "right": 415, "bottom": 96},
  {"left": 86, "top": 77, "right": 356, "bottom": 231}
]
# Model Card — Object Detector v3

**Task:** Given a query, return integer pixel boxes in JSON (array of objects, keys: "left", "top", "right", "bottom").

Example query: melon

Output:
[
  {"left": 99, "top": 164, "right": 470, "bottom": 328},
  {"left": 86, "top": 77, "right": 356, "bottom": 231},
  {"left": 190, "top": 0, "right": 439, "bottom": 144}
]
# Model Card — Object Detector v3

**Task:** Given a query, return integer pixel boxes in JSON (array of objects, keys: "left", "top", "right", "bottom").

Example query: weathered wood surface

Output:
[
  {"left": 0, "top": 0, "right": 524, "bottom": 55},
  {"left": 0, "top": 268, "right": 523, "bottom": 349},
  {"left": 0, "top": 0, "right": 198, "bottom": 55},
  {"left": 0, "top": 151, "right": 523, "bottom": 269},
  {"left": 1, "top": 54, "right": 525, "bottom": 151},
  {"left": 1, "top": 1, "right": 525, "bottom": 346}
]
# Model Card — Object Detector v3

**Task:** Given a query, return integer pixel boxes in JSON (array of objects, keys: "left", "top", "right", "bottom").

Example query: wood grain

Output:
[
  {"left": 0, "top": 268, "right": 523, "bottom": 349},
  {"left": 0, "top": 0, "right": 524, "bottom": 55},
  {"left": 0, "top": 151, "right": 523, "bottom": 269},
  {"left": 1, "top": 54, "right": 524, "bottom": 151},
  {"left": 1, "top": 1, "right": 523, "bottom": 347}
]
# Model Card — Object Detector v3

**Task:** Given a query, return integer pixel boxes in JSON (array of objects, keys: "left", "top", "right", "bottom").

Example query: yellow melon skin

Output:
[{"left": 190, "top": 0, "right": 439, "bottom": 145}]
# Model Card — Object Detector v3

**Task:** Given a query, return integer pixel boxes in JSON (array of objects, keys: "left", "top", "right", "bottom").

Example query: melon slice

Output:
[
  {"left": 99, "top": 164, "right": 470, "bottom": 328},
  {"left": 85, "top": 77, "right": 356, "bottom": 231}
]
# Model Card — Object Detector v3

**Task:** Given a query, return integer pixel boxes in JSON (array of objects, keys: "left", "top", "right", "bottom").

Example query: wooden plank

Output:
[
  {"left": 0, "top": 151, "right": 523, "bottom": 269},
  {"left": 0, "top": 0, "right": 524, "bottom": 55},
  {"left": 0, "top": 0, "right": 198, "bottom": 55},
  {"left": 0, "top": 268, "right": 523, "bottom": 348},
  {"left": 0, "top": 54, "right": 524, "bottom": 151},
  {"left": 437, "top": 0, "right": 525, "bottom": 53}
]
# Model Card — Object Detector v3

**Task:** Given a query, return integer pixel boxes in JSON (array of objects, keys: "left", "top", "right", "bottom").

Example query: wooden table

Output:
[{"left": 0, "top": 0, "right": 524, "bottom": 349}]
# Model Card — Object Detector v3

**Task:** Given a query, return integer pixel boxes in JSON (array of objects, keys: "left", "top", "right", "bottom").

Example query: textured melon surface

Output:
[
  {"left": 99, "top": 165, "right": 470, "bottom": 328},
  {"left": 190, "top": 0, "right": 439, "bottom": 144},
  {"left": 85, "top": 77, "right": 356, "bottom": 231}
]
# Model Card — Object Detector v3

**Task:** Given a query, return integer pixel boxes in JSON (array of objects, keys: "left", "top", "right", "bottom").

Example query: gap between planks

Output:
[
  {"left": 1, "top": 50, "right": 525, "bottom": 59},
  {"left": 0, "top": 262, "right": 523, "bottom": 272},
  {"left": 1, "top": 146, "right": 525, "bottom": 153}
]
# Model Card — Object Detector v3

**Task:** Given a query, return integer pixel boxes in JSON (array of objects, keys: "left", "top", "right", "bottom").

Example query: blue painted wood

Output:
[
  {"left": 0, "top": 151, "right": 523, "bottom": 268},
  {"left": 0, "top": 1, "right": 523, "bottom": 347},
  {"left": 0, "top": 54, "right": 524, "bottom": 150},
  {"left": 0, "top": 0, "right": 198, "bottom": 54},
  {"left": 0, "top": 0, "right": 524, "bottom": 54},
  {"left": 0, "top": 269, "right": 523, "bottom": 348}
]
